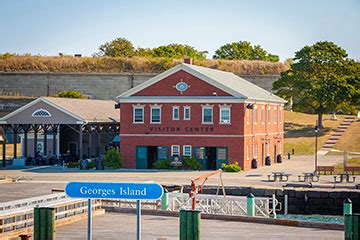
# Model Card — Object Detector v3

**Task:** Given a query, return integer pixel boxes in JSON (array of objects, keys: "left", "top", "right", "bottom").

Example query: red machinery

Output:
[{"left": 189, "top": 169, "right": 225, "bottom": 210}]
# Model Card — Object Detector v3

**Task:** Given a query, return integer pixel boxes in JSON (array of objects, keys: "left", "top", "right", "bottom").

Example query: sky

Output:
[{"left": 0, "top": 0, "right": 359, "bottom": 61}]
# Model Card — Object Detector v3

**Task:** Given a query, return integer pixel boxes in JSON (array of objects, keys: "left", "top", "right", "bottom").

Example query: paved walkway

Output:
[
  {"left": 0, "top": 155, "right": 357, "bottom": 203},
  {"left": 55, "top": 212, "right": 343, "bottom": 240}
]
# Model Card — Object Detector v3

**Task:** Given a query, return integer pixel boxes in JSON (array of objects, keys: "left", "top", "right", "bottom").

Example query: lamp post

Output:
[{"left": 314, "top": 121, "right": 319, "bottom": 173}]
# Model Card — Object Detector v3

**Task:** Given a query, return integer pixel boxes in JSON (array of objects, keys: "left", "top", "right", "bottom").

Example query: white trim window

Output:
[
  {"left": 261, "top": 107, "right": 265, "bottom": 124},
  {"left": 279, "top": 107, "right": 283, "bottom": 123},
  {"left": 171, "top": 145, "right": 180, "bottom": 156},
  {"left": 253, "top": 144, "right": 258, "bottom": 159},
  {"left": 267, "top": 143, "right": 270, "bottom": 156},
  {"left": 184, "top": 106, "right": 191, "bottom": 120},
  {"left": 219, "top": 105, "right": 231, "bottom": 124},
  {"left": 274, "top": 107, "right": 277, "bottom": 123},
  {"left": 133, "top": 105, "right": 144, "bottom": 124},
  {"left": 32, "top": 108, "right": 52, "bottom": 117},
  {"left": 183, "top": 145, "right": 192, "bottom": 157},
  {"left": 172, "top": 106, "right": 180, "bottom": 120},
  {"left": 150, "top": 105, "right": 162, "bottom": 124},
  {"left": 202, "top": 104, "right": 213, "bottom": 124},
  {"left": 253, "top": 107, "right": 258, "bottom": 124},
  {"left": 267, "top": 107, "right": 271, "bottom": 123}
]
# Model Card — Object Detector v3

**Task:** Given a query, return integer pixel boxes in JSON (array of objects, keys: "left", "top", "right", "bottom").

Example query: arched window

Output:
[{"left": 32, "top": 108, "right": 52, "bottom": 117}]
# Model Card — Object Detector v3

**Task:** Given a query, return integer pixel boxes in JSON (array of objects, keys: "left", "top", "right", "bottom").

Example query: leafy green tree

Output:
[
  {"left": 98, "top": 37, "right": 135, "bottom": 57},
  {"left": 104, "top": 147, "right": 122, "bottom": 169},
  {"left": 213, "top": 41, "right": 279, "bottom": 62},
  {"left": 150, "top": 44, "right": 207, "bottom": 59},
  {"left": 273, "top": 41, "right": 360, "bottom": 128},
  {"left": 53, "top": 90, "right": 87, "bottom": 99}
]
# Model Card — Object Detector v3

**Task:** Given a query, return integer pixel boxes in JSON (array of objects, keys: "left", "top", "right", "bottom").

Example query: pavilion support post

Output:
[
  {"left": 97, "top": 133, "right": 101, "bottom": 157},
  {"left": 56, "top": 126, "right": 60, "bottom": 157},
  {"left": 34, "top": 126, "right": 38, "bottom": 161},
  {"left": 79, "top": 125, "right": 83, "bottom": 161},
  {"left": 43, "top": 129, "right": 47, "bottom": 158},
  {"left": 2, "top": 138, "right": 6, "bottom": 167},
  {"left": 24, "top": 127, "right": 28, "bottom": 158},
  {"left": 13, "top": 126, "right": 17, "bottom": 159},
  {"left": 52, "top": 126, "right": 57, "bottom": 158},
  {"left": 88, "top": 132, "right": 92, "bottom": 158}
]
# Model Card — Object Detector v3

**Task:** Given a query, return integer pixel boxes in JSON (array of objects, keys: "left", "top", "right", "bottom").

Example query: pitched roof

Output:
[
  {"left": 0, "top": 97, "right": 119, "bottom": 124},
  {"left": 117, "top": 63, "right": 286, "bottom": 103},
  {"left": 43, "top": 97, "right": 119, "bottom": 123}
]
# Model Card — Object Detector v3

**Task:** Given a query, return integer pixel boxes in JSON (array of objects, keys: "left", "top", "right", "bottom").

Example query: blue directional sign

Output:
[{"left": 65, "top": 182, "right": 164, "bottom": 200}]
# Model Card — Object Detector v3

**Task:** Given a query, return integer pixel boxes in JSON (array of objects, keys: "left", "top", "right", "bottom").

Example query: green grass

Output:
[
  {"left": 333, "top": 158, "right": 360, "bottom": 174},
  {"left": 0, "top": 55, "right": 288, "bottom": 75},
  {"left": 284, "top": 111, "right": 353, "bottom": 155}
]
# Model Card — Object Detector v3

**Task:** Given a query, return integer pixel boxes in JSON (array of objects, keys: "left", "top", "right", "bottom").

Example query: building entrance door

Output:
[
  {"left": 147, "top": 146, "right": 158, "bottom": 169},
  {"left": 136, "top": 146, "right": 147, "bottom": 169},
  {"left": 205, "top": 147, "right": 217, "bottom": 170}
]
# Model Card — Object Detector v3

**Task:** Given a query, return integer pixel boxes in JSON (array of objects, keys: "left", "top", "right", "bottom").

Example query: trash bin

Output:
[
  {"left": 80, "top": 159, "right": 88, "bottom": 170},
  {"left": 265, "top": 156, "right": 271, "bottom": 166},
  {"left": 95, "top": 158, "right": 104, "bottom": 170},
  {"left": 251, "top": 159, "right": 258, "bottom": 169},
  {"left": 277, "top": 154, "right": 282, "bottom": 163}
]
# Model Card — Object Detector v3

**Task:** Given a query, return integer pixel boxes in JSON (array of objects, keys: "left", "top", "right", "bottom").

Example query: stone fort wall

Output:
[{"left": 0, "top": 72, "right": 280, "bottom": 100}]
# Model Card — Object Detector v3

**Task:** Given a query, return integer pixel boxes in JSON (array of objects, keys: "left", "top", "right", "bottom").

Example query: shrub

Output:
[
  {"left": 104, "top": 147, "right": 122, "bottom": 169},
  {"left": 87, "top": 161, "right": 96, "bottom": 169},
  {"left": 53, "top": 90, "right": 87, "bottom": 99},
  {"left": 67, "top": 162, "right": 79, "bottom": 168},
  {"left": 221, "top": 162, "right": 242, "bottom": 172},
  {"left": 183, "top": 157, "right": 201, "bottom": 170},
  {"left": 153, "top": 159, "right": 171, "bottom": 169}
]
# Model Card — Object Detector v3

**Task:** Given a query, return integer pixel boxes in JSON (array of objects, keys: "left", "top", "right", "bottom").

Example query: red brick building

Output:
[{"left": 116, "top": 63, "right": 286, "bottom": 170}]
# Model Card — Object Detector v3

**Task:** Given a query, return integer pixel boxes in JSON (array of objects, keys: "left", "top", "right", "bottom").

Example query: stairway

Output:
[{"left": 317, "top": 117, "right": 356, "bottom": 155}]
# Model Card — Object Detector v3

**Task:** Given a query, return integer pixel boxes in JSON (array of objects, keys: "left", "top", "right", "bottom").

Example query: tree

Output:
[
  {"left": 273, "top": 41, "right": 359, "bottom": 128},
  {"left": 150, "top": 44, "right": 207, "bottom": 59},
  {"left": 213, "top": 41, "right": 279, "bottom": 62},
  {"left": 54, "top": 90, "right": 87, "bottom": 99},
  {"left": 104, "top": 147, "right": 122, "bottom": 169},
  {"left": 98, "top": 37, "right": 135, "bottom": 57}
]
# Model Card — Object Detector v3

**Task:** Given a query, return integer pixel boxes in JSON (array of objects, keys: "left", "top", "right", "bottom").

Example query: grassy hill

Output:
[
  {"left": 0, "top": 56, "right": 288, "bottom": 75},
  {"left": 284, "top": 111, "right": 357, "bottom": 155}
]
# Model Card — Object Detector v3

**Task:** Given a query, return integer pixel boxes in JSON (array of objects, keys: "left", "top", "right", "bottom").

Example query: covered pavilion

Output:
[{"left": 0, "top": 97, "right": 119, "bottom": 167}]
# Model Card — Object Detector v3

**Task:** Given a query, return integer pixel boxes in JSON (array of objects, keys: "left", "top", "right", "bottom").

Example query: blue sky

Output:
[{"left": 0, "top": 0, "right": 359, "bottom": 61}]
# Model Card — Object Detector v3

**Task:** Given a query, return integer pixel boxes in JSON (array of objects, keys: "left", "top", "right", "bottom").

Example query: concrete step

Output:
[{"left": 322, "top": 146, "right": 333, "bottom": 149}]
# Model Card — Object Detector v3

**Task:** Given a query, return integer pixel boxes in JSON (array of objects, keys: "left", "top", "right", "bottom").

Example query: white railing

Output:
[
  {"left": 167, "top": 193, "right": 275, "bottom": 217},
  {"left": 101, "top": 199, "right": 161, "bottom": 210},
  {"left": 0, "top": 192, "right": 67, "bottom": 212},
  {"left": 0, "top": 194, "right": 102, "bottom": 238}
]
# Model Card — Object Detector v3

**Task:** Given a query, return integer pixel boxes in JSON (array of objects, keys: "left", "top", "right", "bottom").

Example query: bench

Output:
[
  {"left": 344, "top": 166, "right": 360, "bottom": 175},
  {"left": 316, "top": 166, "right": 335, "bottom": 175}
]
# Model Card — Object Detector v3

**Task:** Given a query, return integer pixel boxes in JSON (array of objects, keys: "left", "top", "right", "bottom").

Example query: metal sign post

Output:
[
  {"left": 65, "top": 182, "right": 163, "bottom": 240},
  {"left": 136, "top": 200, "right": 141, "bottom": 240},
  {"left": 87, "top": 199, "right": 92, "bottom": 240}
]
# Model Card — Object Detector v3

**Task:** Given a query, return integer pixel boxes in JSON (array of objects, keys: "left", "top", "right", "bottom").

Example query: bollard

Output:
[
  {"left": 180, "top": 209, "right": 201, "bottom": 240},
  {"left": 180, "top": 210, "right": 188, "bottom": 240},
  {"left": 161, "top": 191, "right": 169, "bottom": 210},
  {"left": 34, "top": 207, "right": 55, "bottom": 240},
  {"left": 34, "top": 208, "right": 41, "bottom": 240},
  {"left": 343, "top": 198, "right": 352, "bottom": 216},
  {"left": 247, "top": 193, "right": 255, "bottom": 217},
  {"left": 46, "top": 208, "right": 55, "bottom": 240}
]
